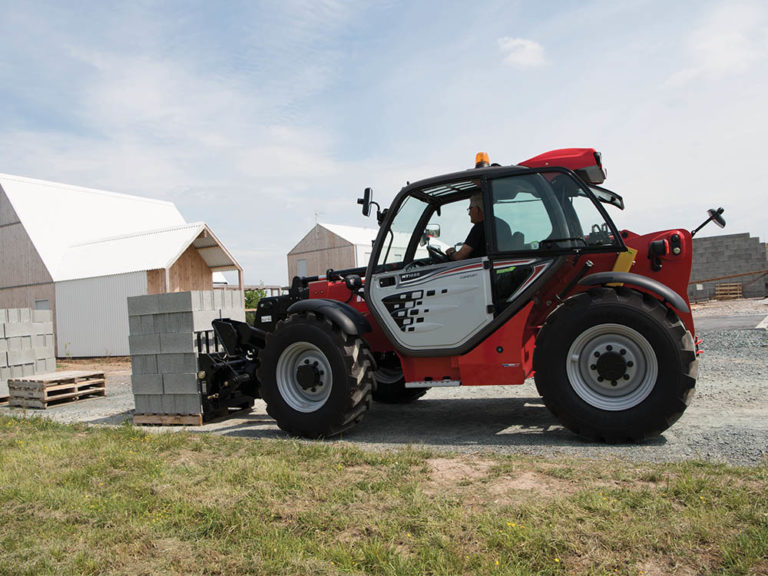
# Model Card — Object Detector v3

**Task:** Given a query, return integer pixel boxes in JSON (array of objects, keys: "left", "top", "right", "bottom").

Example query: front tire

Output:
[
  {"left": 533, "top": 287, "right": 697, "bottom": 442},
  {"left": 258, "top": 313, "right": 374, "bottom": 438}
]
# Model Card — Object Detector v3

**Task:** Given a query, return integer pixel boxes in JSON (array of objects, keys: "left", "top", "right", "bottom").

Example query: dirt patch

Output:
[
  {"left": 56, "top": 357, "right": 131, "bottom": 378},
  {"left": 424, "top": 457, "right": 578, "bottom": 507}
]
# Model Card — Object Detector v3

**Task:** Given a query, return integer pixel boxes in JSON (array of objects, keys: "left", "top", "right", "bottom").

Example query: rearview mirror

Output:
[{"left": 357, "top": 187, "right": 372, "bottom": 217}]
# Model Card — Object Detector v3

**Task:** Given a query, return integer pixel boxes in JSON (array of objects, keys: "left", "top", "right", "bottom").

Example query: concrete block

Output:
[
  {"left": 4, "top": 322, "right": 33, "bottom": 338},
  {"left": 128, "top": 334, "right": 161, "bottom": 355},
  {"left": 160, "top": 332, "right": 196, "bottom": 354},
  {"left": 32, "top": 321, "right": 53, "bottom": 336},
  {"left": 163, "top": 373, "right": 199, "bottom": 395},
  {"left": 6, "top": 338, "right": 21, "bottom": 352},
  {"left": 134, "top": 394, "right": 164, "bottom": 414},
  {"left": 164, "top": 312, "right": 194, "bottom": 333},
  {"left": 5, "top": 309, "right": 20, "bottom": 323},
  {"left": 0, "top": 351, "right": 7, "bottom": 368},
  {"left": 45, "top": 358, "right": 56, "bottom": 372},
  {"left": 128, "top": 315, "right": 142, "bottom": 335},
  {"left": 132, "top": 374, "right": 164, "bottom": 395},
  {"left": 19, "top": 309, "right": 31, "bottom": 323},
  {"left": 34, "top": 345, "right": 54, "bottom": 361},
  {"left": 21, "top": 363, "right": 34, "bottom": 377},
  {"left": 32, "top": 310, "right": 51, "bottom": 323},
  {"left": 131, "top": 354, "right": 158, "bottom": 375},
  {"left": 168, "top": 394, "right": 202, "bottom": 415},
  {"left": 157, "top": 353, "right": 197, "bottom": 374},
  {"left": 7, "top": 348, "right": 36, "bottom": 366},
  {"left": 140, "top": 314, "right": 156, "bottom": 335},
  {"left": 0, "top": 309, "right": 8, "bottom": 323},
  {"left": 127, "top": 294, "right": 160, "bottom": 317},
  {"left": 34, "top": 359, "right": 47, "bottom": 372},
  {"left": 0, "top": 339, "right": 7, "bottom": 353},
  {"left": 156, "top": 292, "right": 194, "bottom": 314}
]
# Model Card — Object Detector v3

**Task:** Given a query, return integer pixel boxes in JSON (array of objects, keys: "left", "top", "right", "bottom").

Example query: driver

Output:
[{"left": 446, "top": 194, "right": 485, "bottom": 261}]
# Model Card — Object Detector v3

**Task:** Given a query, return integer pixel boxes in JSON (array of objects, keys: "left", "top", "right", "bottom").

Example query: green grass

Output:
[{"left": 0, "top": 415, "right": 766, "bottom": 576}]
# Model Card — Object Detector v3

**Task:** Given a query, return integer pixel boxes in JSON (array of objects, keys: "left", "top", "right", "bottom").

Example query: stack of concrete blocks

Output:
[
  {"left": 127, "top": 290, "right": 245, "bottom": 418},
  {"left": 0, "top": 309, "right": 56, "bottom": 399},
  {"left": 690, "top": 233, "right": 768, "bottom": 301}
]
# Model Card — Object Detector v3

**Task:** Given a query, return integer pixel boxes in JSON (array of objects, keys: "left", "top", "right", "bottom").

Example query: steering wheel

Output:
[{"left": 427, "top": 243, "right": 450, "bottom": 263}]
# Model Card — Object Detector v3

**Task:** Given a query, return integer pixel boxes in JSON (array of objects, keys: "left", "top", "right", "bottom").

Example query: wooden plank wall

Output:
[
  {"left": 145, "top": 245, "right": 213, "bottom": 294},
  {"left": 287, "top": 225, "right": 357, "bottom": 280}
]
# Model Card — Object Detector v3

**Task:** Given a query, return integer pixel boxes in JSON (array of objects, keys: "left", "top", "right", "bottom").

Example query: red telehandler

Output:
[{"left": 198, "top": 149, "right": 725, "bottom": 442}]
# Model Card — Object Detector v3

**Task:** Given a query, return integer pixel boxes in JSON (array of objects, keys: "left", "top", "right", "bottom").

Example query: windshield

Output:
[{"left": 372, "top": 170, "right": 619, "bottom": 271}]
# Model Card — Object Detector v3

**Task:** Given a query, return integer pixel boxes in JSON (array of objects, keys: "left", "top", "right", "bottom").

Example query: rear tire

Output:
[
  {"left": 533, "top": 287, "right": 697, "bottom": 442},
  {"left": 258, "top": 312, "right": 374, "bottom": 438},
  {"left": 372, "top": 353, "right": 428, "bottom": 404}
]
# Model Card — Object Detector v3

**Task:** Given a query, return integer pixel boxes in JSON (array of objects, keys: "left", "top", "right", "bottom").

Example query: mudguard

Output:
[
  {"left": 287, "top": 299, "right": 372, "bottom": 336},
  {"left": 579, "top": 271, "right": 689, "bottom": 313}
]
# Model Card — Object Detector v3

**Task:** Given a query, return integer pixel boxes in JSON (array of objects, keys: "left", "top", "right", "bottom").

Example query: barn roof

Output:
[
  {"left": 319, "top": 223, "right": 378, "bottom": 247},
  {"left": 0, "top": 173, "right": 240, "bottom": 281}
]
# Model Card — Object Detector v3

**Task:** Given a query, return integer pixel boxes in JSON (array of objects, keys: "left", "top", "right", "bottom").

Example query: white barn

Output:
[{"left": 0, "top": 173, "right": 243, "bottom": 357}]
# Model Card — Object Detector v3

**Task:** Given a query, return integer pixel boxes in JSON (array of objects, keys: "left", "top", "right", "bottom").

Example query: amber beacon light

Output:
[{"left": 475, "top": 152, "right": 490, "bottom": 168}]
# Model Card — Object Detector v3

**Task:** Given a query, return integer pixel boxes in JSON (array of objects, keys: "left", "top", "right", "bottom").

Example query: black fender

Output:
[
  {"left": 287, "top": 299, "right": 371, "bottom": 336},
  {"left": 579, "top": 271, "right": 689, "bottom": 313}
]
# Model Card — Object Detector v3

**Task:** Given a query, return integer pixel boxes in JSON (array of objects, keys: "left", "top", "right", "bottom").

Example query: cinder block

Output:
[
  {"left": 0, "top": 309, "right": 8, "bottom": 323},
  {"left": 32, "top": 321, "right": 53, "bottom": 336},
  {"left": 163, "top": 373, "right": 199, "bottom": 395},
  {"left": 4, "top": 322, "right": 33, "bottom": 338},
  {"left": 6, "top": 338, "right": 21, "bottom": 352},
  {"left": 131, "top": 354, "right": 158, "bottom": 375},
  {"left": 127, "top": 294, "right": 161, "bottom": 317},
  {"left": 32, "top": 310, "right": 51, "bottom": 323},
  {"left": 0, "top": 351, "right": 7, "bottom": 368},
  {"left": 164, "top": 312, "right": 194, "bottom": 333},
  {"left": 156, "top": 292, "right": 194, "bottom": 314},
  {"left": 157, "top": 353, "right": 197, "bottom": 374},
  {"left": 128, "top": 334, "right": 161, "bottom": 355},
  {"left": 169, "top": 394, "right": 202, "bottom": 415},
  {"left": 134, "top": 394, "right": 163, "bottom": 414},
  {"left": 19, "top": 309, "right": 31, "bottom": 323},
  {"left": 7, "top": 348, "right": 35, "bottom": 366},
  {"left": 132, "top": 374, "right": 164, "bottom": 395},
  {"left": 160, "top": 333, "right": 196, "bottom": 354},
  {"left": 21, "top": 363, "right": 34, "bottom": 377},
  {"left": 34, "top": 345, "right": 54, "bottom": 361},
  {"left": 140, "top": 314, "right": 156, "bottom": 335},
  {"left": 34, "top": 359, "right": 47, "bottom": 373},
  {"left": 0, "top": 339, "right": 6, "bottom": 353},
  {"left": 128, "top": 316, "right": 142, "bottom": 335},
  {"left": 45, "top": 358, "right": 56, "bottom": 372},
  {"left": 5, "top": 309, "right": 20, "bottom": 323}
]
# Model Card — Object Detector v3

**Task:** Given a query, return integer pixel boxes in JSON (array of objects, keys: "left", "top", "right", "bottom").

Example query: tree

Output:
[{"left": 244, "top": 287, "right": 267, "bottom": 310}]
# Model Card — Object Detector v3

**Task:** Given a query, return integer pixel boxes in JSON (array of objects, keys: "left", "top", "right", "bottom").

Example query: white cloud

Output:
[
  {"left": 497, "top": 37, "right": 548, "bottom": 68},
  {"left": 667, "top": 1, "right": 768, "bottom": 86}
]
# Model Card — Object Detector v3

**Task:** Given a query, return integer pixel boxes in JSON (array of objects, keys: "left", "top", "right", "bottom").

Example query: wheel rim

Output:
[
  {"left": 276, "top": 342, "right": 333, "bottom": 413},
  {"left": 375, "top": 364, "right": 403, "bottom": 385},
  {"left": 566, "top": 323, "right": 657, "bottom": 411}
]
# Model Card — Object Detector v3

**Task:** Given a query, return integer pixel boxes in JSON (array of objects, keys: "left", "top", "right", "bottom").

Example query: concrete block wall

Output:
[
  {"left": 0, "top": 309, "right": 56, "bottom": 398},
  {"left": 127, "top": 290, "right": 245, "bottom": 416},
  {"left": 689, "top": 233, "right": 768, "bottom": 301}
]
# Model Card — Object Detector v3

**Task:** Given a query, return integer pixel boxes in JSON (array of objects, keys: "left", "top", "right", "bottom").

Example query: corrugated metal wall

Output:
[{"left": 55, "top": 272, "right": 147, "bottom": 357}]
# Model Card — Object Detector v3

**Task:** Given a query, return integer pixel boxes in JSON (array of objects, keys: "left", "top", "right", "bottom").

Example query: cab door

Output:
[{"left": 366, "top": 188, "right": 495, "bottom": 355}]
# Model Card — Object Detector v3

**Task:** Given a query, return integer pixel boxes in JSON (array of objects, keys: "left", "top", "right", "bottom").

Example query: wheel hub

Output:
[
  {"left": 594, "top": 350, "right": 629, "bottom": 384},
  {"left": 567, "top": 323, "right": 657, "bottom": 411},
  {"left": 296, "top": 361, "right": 323, "bottom": 391}
]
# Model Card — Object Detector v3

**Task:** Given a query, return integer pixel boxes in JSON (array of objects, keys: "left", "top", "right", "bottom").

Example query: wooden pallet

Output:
[
  {"left": 714, "top": 282, "right": 743, "bottom": 300},
  {"left": 0, "top": 396, "right": 8, "bottom": 406},
  {"left": 8, "top": 370, "right": 106, "bottom": 409},
  {"left": 133, "top": 413, "right": 203, "bottom": 426}
]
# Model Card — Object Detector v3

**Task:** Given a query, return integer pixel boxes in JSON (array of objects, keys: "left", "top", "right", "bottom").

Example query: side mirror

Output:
[
  {"left": 420, "top": 223, "right": 441, "bottom": 246},
  {"left": 357, "top": 187, "right": 372, "bottom": 217},
  {"left": 709, "top": 207, "right": 726, "bottom": 228},
  {"left": 691, "top": 207, "right": 726, "bottom": 237}
]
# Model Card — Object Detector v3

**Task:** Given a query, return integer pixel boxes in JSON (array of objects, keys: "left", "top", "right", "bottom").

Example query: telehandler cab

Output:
[{"left": 199, "top": 148, "right": 725, "bottom": 442}]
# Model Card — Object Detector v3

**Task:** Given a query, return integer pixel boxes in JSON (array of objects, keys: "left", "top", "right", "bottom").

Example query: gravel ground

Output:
[{"left": 3, "top": 298, "right": 767, "bottom": 466}]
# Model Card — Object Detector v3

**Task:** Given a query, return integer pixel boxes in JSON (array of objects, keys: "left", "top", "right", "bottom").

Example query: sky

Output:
[{"left": 1, "top": 0, "right": 766, "bottom": 286}]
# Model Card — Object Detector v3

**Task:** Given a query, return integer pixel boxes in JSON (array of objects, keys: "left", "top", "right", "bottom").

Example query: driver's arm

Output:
[{"left": 446, "top": 244, "right": 475, "bottom": 261}]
